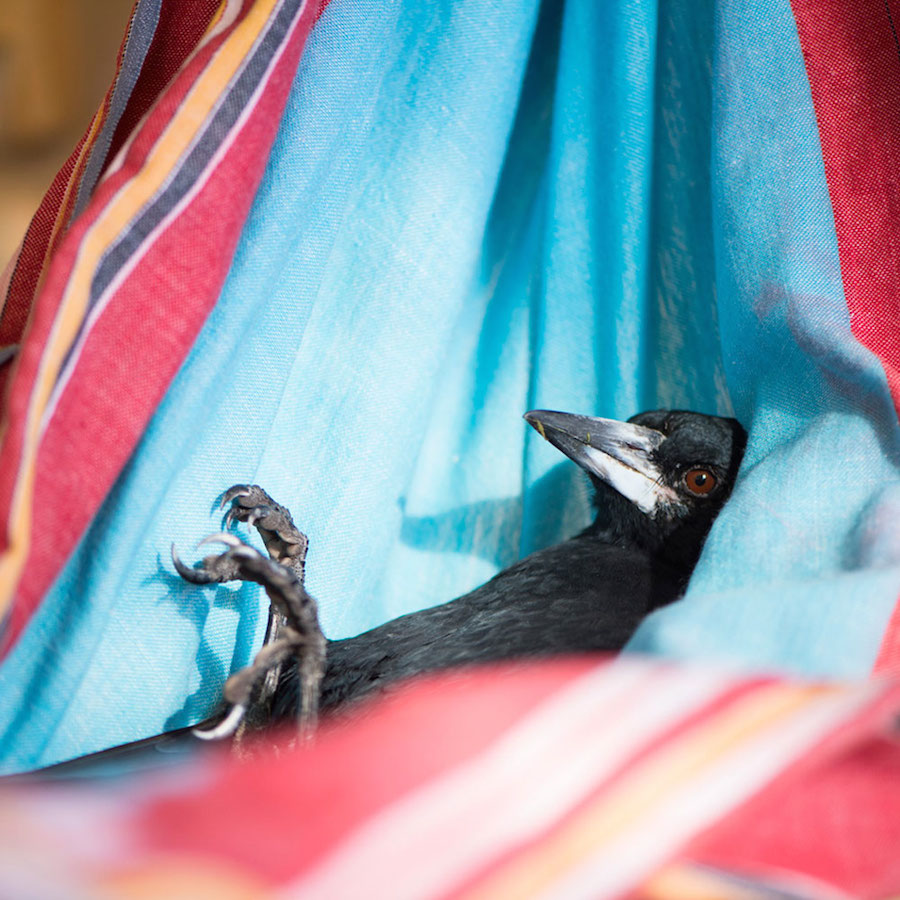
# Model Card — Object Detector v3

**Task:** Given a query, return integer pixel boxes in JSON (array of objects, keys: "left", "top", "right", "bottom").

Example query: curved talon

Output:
[
  {"left": 171, "top": 543, "right": 215, "bottom": 584},
  {"left": 198, "top": 531, "right": 245, "bottom": 550},
  {"left": 193, "top": 704, "right": 247, "bottom": 741},
  {"left": 219, "top": 485, "right": 252, "bottom": 509}
]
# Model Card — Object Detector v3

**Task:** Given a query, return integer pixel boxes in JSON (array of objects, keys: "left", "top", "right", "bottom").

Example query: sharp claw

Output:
[
  {"left": 193, "top": 704, "right": 247, "bottom": 741},
  {"left": 198, "top": 531, "right": 244, "bottom": 549},
  {"left": 171, "top": 543, "right": 214, "bottom": 584},
  {"left": 219, "top": 485, "right": 252, "bottom": 510}
]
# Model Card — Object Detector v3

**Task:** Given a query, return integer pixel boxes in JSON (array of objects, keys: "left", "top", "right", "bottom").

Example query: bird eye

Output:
[{"left": 684, "top": 468, "right": 717, "bottom": 495}]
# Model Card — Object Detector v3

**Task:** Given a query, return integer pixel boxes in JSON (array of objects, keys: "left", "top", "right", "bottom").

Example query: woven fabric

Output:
[
  {"left": 628, "top": 0, "right": 900, "bottom": 676},
  {"left": 0, "top": 0, "right": 898, "bottom": 781},
  {"left": 1, "top": 657, "right": 898, "bottom": 899},
  {"left": 787, "top": 0, "right": 900, "bottom": 673}
]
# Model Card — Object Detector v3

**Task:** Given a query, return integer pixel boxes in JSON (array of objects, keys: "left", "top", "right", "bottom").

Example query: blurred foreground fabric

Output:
[
  {"left": 0, "top": 0, "right": 898, "bottom": 891},
  {"left": 4, "top": 657, "right": 900, "bottom": 899}
]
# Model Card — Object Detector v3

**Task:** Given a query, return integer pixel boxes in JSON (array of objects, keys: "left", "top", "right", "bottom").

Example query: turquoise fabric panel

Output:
[
  {"left": 1, "top": 0, "right": 897, "bottom": 773},
  {"left": 629, "top": 0, "right": 900, "bottom": 674}
]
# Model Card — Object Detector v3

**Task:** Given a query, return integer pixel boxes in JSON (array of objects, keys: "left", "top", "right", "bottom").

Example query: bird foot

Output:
[
  {"left": 219, "top": 484, "right": 308, "bottom": 573},
  {"left": 171, "top": 483, "right": 307, "bottom": 584},
  {"left": 173, "top": 486, "right": 325, "bottom": 746}
]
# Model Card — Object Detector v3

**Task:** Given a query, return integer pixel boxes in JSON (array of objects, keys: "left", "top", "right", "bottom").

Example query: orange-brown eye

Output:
[{"left": 684, "top": 468, "right": 717, "bottom": 495}]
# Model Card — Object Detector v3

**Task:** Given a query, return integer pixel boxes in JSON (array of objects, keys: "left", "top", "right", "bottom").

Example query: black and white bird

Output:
[
  {"left": 34, "top": 407, "right": 746, "bottom": 775},
  {"left": 275, "top": 408, "right": 746, "bottom": 719}
]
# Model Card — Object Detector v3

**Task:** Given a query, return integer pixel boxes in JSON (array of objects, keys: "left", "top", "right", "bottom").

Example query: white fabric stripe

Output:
[
  {"left": 104, "top": 0, "right": 247, "bottom": 181},
  {"left": 539, "top": 683, "right": 880, "bottom": 900},
  {"left": 281, "top": 660, "right": 731, "bottom": 900},
  {"left": 39, "top": 0, "right": 304, "bottom": 433}
]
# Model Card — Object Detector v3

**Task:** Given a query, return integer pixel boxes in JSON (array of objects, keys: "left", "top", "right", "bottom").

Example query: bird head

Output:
[{"left": 524, "top": 408, "right": 747, "bottom": 566}]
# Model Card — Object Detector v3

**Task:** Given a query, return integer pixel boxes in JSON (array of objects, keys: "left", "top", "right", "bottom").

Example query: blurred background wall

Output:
[{"left": 0, "top": 0, "right": 135, "bottom": 265}]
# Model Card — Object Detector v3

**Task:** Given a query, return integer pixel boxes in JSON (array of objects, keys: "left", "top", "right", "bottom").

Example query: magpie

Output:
[
  {"left": 28, "top": 407, "right": 746, "bottom": 775},
  {"left": 269, "top": 408, "right": 746, "bottom": 723}
]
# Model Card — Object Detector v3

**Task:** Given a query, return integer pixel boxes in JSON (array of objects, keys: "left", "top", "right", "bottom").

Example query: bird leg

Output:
[
  {"left": 172, "top": 485, "right": 325, "bottom": 745},
  {"left": 217, "top": 483, "right": 309, "bottom": 720}
]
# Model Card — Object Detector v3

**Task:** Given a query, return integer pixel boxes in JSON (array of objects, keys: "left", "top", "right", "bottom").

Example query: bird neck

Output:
[
  {"left": 583, "top": 501, "right": 664, "bottom": 552},
  {"left": 583, "top": 483, "right": 708, "bottom": 574},
  {"left": 584, "top": 483, "right": 655, "bottom": 542}
]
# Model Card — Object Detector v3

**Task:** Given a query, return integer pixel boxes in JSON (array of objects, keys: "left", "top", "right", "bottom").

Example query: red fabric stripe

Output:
[
  {"left": 0, "top": 0, "right": 325, "bottom": 649},
  {"left": 877, "top": 606, "right": 900, "bottom": 674},
  {"left": 789, "top": 1, "right": 900, "bottom": 675},
  {"left": 139, "top": 661, "right": 601, "bottom": 885},
  {"left": 676, "top": 682, "right": 900, "bottom": 899},
  {"left": 139, "top": 664, "right": 895, "bottom": 893},
  {"left": 0, "top": 137, "right": 88, "bottom": 353}
]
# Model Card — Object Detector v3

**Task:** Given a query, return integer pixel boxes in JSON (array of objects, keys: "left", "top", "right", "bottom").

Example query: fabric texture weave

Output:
[{"left": 0, "top": 0, "right": 897, "bottom": 826}]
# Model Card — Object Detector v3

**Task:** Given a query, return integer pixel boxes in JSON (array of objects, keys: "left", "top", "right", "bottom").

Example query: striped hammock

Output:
[{"left": 0, "top": 0, "right": 898, "bottom": 895}]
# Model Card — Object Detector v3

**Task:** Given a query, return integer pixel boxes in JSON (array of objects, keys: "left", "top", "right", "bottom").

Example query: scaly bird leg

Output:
[
  {"left": 218, "top": 484, "right": 309, "bottom": 720},
  {"left": 172, "top": 485, "right": 324, "bottom": 744}
]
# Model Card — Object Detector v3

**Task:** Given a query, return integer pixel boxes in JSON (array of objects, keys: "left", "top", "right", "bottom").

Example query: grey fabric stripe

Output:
[
  {"left": 71, "top": 0, "right": 164, "bottom": 219},
  {"left": 0, "top": 345, "right": 18, "bottom": 367}
]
